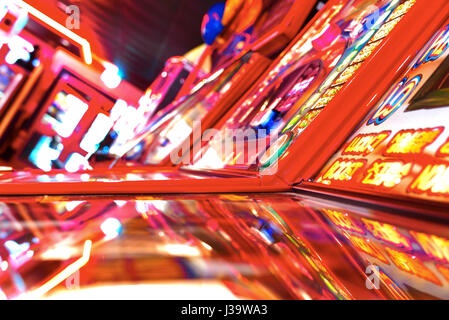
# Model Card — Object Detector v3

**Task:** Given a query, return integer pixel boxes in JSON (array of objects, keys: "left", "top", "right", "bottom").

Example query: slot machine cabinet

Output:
[
  {"left": 5, "top": 49, "right": 142, "bottom": 172},
  {"left": 175, "top": 0, "right": 318, "bottom": 100},
  {"left": 0, "top": 0, "right": 443, "bottom": 196}
]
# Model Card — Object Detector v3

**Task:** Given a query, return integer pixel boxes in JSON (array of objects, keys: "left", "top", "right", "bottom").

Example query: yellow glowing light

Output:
[
  {"left": 361, "top": 161, "right": 412, "bottom": 188},
  {"left": 409, "top": 164, "right": 449, "bottom": 196}
]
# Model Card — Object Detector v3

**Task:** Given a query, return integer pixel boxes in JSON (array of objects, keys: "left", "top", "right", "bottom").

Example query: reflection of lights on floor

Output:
[
  {"left": 43, "top": 281, "right": 240, "bottom": 300},
  {"left": 17, "top": 240, "right": 92, "bottom": 299},
  {"left": 159, "top": 244, "right": 202, "bottom": 257}
]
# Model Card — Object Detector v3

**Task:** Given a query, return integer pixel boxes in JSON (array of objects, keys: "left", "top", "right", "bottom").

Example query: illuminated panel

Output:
[
  {"left": 343, "top": 132, "right": 391, "bottom": 156},
  {"left": 436, "top": 265, "right": 449, "bottom": 283},
  {"left": 315, "top": 21, "right": 449, "bottom": 204},
  {"left": 385, "top": 247, "right": 442, "bottom": 286},
  {"left": 316, "top": 158, "right": 366, "bottom": 185}
]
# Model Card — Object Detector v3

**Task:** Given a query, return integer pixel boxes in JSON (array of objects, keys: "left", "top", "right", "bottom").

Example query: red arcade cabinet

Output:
[{"left": 1, "top": 0, "right": 449, "bottom": 301}]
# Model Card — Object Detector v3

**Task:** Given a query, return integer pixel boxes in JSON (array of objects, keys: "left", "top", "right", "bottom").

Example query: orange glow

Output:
[
  {"left": 344, "top": 234, "right": 390, "bottom": 264},
  {"left": 362, "top": 218, "right": 412, "bottom": 250},
  {"left": 436, "top": 265, "right": 449, "bottom": 283},
  {"left": 410, "top": 231, "right": 449, "bottom": 264},
  {"left": 21, "top": 240, "right": 92, "bottom": 299},
  {"left": 321, "top": 209, "right": 364, "bottom": 234},
  {"left": 343, "top": 131, "right": 391, "bottom": 156},
  {"left": 385, "top": 247, "right": 442, "bottom": 286},
  {"left": 384, "top": 127, "right": 443, "bottom": 155},
  {"left": 361, "top": 160, "right": 412, "bottom": 188},
  {"left": 316, "top": 158, "right": 366, "bottom": 184},
  {"left": 17, "top": 1, "right": 93, "bottom": 64},
  {"left": 409, "top": 163, "right": 449, "bottom": 196}
]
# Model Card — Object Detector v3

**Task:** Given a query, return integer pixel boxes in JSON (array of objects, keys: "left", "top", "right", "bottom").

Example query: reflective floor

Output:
[{"left": 0, "top": 192, "right": 448, "bottom": 300}]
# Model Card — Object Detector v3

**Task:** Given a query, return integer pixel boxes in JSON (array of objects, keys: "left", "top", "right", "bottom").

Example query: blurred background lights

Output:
[
  {"left": 101, "top": 62, "right": 122, "bottom": 89},
  {"left": 100, "top": 217, "right": 122, "bottom": 239}
]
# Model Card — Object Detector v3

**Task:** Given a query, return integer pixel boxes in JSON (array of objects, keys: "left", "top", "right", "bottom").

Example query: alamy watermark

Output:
[
  {"left": 65, "top": 270, "right": 80, "bottom": 290},
  {"left": 65, "top": 5, "right": 80, "bottom": 30},
  {"left": 365, "top": 265, "right": 380, "bottom": 290}
]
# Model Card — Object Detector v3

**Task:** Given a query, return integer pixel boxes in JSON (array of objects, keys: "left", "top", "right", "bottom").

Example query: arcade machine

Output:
[
  {"left": 0, "top": 2, "right": 42, "bottom": 165},
  {"left": 0, "top": 0, "right": 440, "bottom": 195},
  {"left": 1, "top": 0, "right": 449, "bottom": 300},
  {"left": 99, "top": 0, "right": 424, "bottom": 183},
  {"left": 103, "top": 0, "right": 319, "bottom": 167}
]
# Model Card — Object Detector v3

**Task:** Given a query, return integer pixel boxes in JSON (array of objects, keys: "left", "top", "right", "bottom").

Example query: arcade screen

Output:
[
  {"left": 315, "top": 21, "right": 449, "bottom": 205},
  {"left": 187, "top": 0, "right": 415, "bottom": 171}
]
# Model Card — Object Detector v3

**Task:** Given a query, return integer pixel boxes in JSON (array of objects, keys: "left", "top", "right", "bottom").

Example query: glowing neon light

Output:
[
  {"left": 321, "top": 209, "right": 364, "bottom": 235},
  {"left": 408, "top": 163, "right": 449, "bottom": 196},
  {"left": 343, "top": 131, "right": 391, "bottom": 156},
  {"left": 344, "top": 233, "right": 389, "bottom": 264},
  {"left": 16, "top": 1, "right": 92, "bottom": 64},
  {"left": 361, "top": 160, "right": 412, "bottom": 188},
  {"left": 437, "top": 138, "right": 449, "bottom": 157},
  {"left": 316, "top": 158, "right": 366, "bottom": 185},
  {"left": 384, "top": 127, "right": 443, "bottom": 155},
  {"left": 413, "top": 25, "right": 449, "bottom": 69},
  {"left": 367, "top": 75, "right": 422, "bottom": 125}
]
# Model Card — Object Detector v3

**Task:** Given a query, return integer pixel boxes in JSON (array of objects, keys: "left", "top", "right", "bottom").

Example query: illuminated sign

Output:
[
  {"left": 367, "top": 75, "right": 422, "bottom": 126},
  {"left": 315, "top": 22, "right": 449, "bottom": 203},
  {"left": 361, "top": 160, "right": 412, "bottom": 188},
  {"left": 320, "top": 207, "right": 449, "bottom": 291},
  {"left": 437, "top": 138, "right": 449, "bottom": 156},
  {"left": 409, "top": 163, "right": 449, "bottom": 196},
  {"left": 413, "top": 25, "right": 449, "bottom": 69},
  {"left": 384, "top": 127, "right": 443, "bottom": 155},
  {"left": 343, "top": 132, "right": 391, "bottom": 156},
  {"left": 316, "top": 159, "right": 366, "bottom": 184}
]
